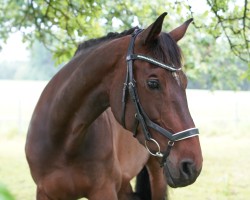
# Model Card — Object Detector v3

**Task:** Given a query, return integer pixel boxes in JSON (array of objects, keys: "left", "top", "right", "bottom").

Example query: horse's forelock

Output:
[{"left": 151, "top": 32, "right": 183, "bottom": 68}]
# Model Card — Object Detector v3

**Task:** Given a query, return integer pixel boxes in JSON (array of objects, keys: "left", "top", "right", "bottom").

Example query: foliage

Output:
[
  {"left": 27, "top": 41, "right": 62, "bottom": 80},
  {"left": 0, "top": 0, "right": 249, "bottom": 86},
  {"left": 0, "top": 41, "right": 61, "bottom": 80},
  {"left": 183, "top": 29, "right": 250, "bottom": 90},
  {"left": 205, "top": 0, "right": 250, "bottom": 63},
  {"left": 0, "top": 183, "right": 15, "bottom": 200},
  {"left": 1, "top": 0, "right": 249, "bottom": 61}
]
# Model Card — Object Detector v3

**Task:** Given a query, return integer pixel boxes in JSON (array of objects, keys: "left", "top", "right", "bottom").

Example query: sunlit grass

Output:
[
  {"left": 1, "top": 135, "right": 250, "bottom": 200},
  {"left": 0, "top": 136, "right": 35, "bottom": 199},
  {"left": 0, "top": 81, "right": 250, "bottom": 199},
  {"left": 169, "top": 135, "right": 250, "bottom": 200}
]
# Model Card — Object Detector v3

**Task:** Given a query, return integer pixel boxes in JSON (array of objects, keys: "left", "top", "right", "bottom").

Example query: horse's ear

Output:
[
  {"left": 169, "top": 18, "right": 193, "bottom": 42},
  {"left": 139, "top": 12, "right": 168, "bottom": 45}
]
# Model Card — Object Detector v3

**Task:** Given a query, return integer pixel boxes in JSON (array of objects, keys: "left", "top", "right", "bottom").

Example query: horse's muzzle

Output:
[{"left": 163, "top": 158, "right": 202, "bottom": 188}]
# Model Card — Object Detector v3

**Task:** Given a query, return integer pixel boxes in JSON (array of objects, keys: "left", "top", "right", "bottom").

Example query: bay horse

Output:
[{"left": 25, "top": 13, "right": 203, "bottom": 200}]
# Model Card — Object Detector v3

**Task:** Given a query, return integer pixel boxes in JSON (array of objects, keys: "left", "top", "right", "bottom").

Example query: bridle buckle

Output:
[{"left": 121, "top": 29, "right": 199, "bottom": 165}]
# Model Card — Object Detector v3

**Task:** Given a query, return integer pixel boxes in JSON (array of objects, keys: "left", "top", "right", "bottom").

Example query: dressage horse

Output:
[{"left": 25, "top": 13, "right": 203, "bottom": 200}]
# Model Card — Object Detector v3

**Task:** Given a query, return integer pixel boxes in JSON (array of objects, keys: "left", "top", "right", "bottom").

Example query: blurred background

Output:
[{"left": 0, "top": 0, "right": 249, "bottom": 199}]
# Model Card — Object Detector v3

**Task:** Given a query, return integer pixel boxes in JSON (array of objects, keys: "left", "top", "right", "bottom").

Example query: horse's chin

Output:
[
  {"left": 164, "top": 172, "right": 178, "bottom": 188},
  {"left": 164, "top": 174, "right": 197, "bottom": 188},
  {"left": 163, "top": 164, "right": 177, "bottom": 188}
]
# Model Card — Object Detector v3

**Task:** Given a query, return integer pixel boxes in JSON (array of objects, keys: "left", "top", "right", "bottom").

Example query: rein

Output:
[{"left": 121, "top": 29, "right": 199, "bottom": 166}]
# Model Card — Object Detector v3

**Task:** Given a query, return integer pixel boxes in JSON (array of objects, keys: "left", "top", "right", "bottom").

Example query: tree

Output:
[
  {"left": 0, "top": 0, "right": 249, "bottom": 85},
  {"left": 0, "top": 40, "right": 61, "bottom": 80},
  {"left": 27, "top": 40, "right": 61, "bottom": 80}
]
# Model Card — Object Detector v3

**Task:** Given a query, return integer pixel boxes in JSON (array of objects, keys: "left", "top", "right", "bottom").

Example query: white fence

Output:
[{"left": 0, "top": 80, "right": 249, "bottom": 136}]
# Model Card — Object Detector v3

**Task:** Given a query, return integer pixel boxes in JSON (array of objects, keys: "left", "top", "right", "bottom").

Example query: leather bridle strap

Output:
[
  {"left": 121, "top": 29, "right": 181, "bottom": 127},
  {"left": 121, "top": 29, "right": 143, "bottom": 128},
  {"left": 129, "top": 81, "right": 199, "bottom": 142},
  {"left": 121, "top": 29, "right": 199, "bottom": 164},
  {"left": 141, "top": 107, "right": 199, "bottom": 141},
  {"left": 127, "top": 54, "right": 181, "bottom": 72}
]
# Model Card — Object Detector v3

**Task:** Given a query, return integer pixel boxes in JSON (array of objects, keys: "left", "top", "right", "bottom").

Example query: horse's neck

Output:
[{"left": 46, "top": 41, "right": 124, "bottom": 135}]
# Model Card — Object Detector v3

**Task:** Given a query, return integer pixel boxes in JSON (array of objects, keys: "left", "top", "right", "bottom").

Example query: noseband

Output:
[{"left": 121, "top": 29, "right": 199, "bottom": 166}]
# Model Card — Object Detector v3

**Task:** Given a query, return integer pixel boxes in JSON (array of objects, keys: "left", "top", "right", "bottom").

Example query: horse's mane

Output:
[
  {"left": 75, "top": 27, "right": 182, "bottom": 68},
  {"left": 74, "top": 27, "right": 138, "bottom": 55}
]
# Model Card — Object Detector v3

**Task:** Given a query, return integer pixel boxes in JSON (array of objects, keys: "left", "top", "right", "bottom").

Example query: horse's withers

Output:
[{"left": 25, "top": 12, "right": 203, "bottom": 200}]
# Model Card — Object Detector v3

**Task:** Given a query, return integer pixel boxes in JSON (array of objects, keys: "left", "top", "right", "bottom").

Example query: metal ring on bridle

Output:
[
  {"left": 122, "top": 28, "right": 200, "bottom": 163},
  {"left": 168, "top": 140, "right": 175, "bottom": 147},
  {"left": 145, "top": 138, "right": 163, "bottom": 157}
]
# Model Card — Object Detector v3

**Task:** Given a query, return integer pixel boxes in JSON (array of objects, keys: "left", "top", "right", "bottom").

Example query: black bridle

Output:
[{"left": 121, "top": 29, "right": 199, "bottom": 166}]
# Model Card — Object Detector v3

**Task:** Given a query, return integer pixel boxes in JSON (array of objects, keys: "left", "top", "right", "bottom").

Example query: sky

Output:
[
  {"left": 189, "top": 0, "right": 209, "bottom": 14},
  {"left": 0, "top": 33, "right": 29, "bottom": 62}
]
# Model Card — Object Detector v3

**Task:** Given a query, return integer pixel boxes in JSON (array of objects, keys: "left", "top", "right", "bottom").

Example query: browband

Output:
[
  {"left": 126, "top": 54, "right": 181, "bottom": 72},
  {"left": 122, "top": 28, "right": 199, "bottom": 163}
]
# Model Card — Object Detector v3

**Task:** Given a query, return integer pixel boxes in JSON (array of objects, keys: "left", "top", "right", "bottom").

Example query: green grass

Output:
[
  {"left": 0, "top": 81, "right": 250, "bottom": 199},
  {"left": 169, "top": 136, "right": 250, "bottom": 200},
  {"left": 0, "top": 136, "right": 35, "bottom": 199},
  {"left": 1, "top": 135, "right": 250, "bottom": 200}
]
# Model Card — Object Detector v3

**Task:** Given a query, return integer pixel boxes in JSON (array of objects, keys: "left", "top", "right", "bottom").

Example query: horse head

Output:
[{"left": 110, "top": 13, "right": 202, "bottom": 188}]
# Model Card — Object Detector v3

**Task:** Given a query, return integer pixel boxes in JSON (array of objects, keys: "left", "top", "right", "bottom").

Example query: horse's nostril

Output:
[{"left": 180, "top": 159, "right": 195, "bottom": 179}]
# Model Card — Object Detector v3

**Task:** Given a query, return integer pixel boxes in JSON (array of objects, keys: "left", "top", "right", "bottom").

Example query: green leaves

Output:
[
  {"left": 0, "top": 184, "right": 15, "bottom": 200},
  {"left": 0, "top": 0, "right": 249, "bottom": 88},
  {"left": 206, "top": 0, "right": 250, "bottom": 62}
]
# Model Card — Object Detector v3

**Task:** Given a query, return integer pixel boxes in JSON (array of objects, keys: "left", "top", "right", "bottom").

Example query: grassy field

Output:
[{"left": 0, "top": 80, "right": 250, "bottom": 199}]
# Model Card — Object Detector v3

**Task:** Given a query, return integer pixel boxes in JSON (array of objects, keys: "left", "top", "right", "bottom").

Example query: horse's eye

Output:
[{"left": 147, "top": 79, "right": 160, "bottom": 90}]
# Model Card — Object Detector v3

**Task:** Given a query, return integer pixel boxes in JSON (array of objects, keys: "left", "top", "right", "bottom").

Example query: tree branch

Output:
[{"left": 206, "top": 0, "right": 249, "bottom": 62}]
